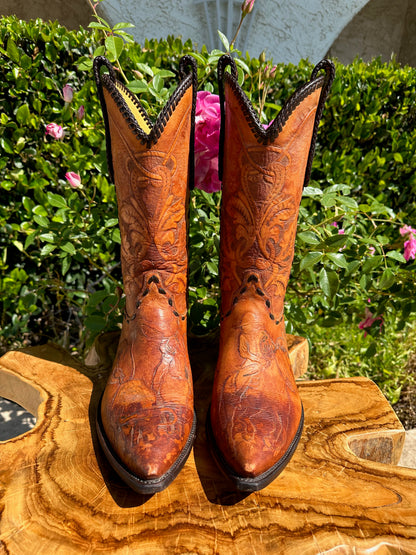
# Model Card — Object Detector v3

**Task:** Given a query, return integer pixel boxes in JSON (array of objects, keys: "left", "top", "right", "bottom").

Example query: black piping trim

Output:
[
  {"left": 93, "top": 55, "right": 198, "bottom": 188},
  {"left": 217, "top": 54, "right": 335, "bottom": 184}
]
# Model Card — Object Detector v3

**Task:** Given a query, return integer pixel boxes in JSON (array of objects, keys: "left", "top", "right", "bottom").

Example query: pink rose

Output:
[
  {"left": 63, "top": 84, "right": 74, "bottom": 103},
  {"left": 242, "top": 0, "right": 255, "bottom": 16},
  {"left": 404, "top": 235, "right": 416, "bottom": 261},
  {"left": 45, "top": 123, "right": 64, "bottom": 140},
  {"left": 358, "top": 307, "right": 383, "bottom": 337},
  {"left": 262, "top": 119, "right": 274, "bottom": 130},
  {"left": 76, "top": 105, "right": 85, "bottom": 121},
  {"left": 399, "top": 225, "right": 416, "bottom": 236},
  {"left": 194, "top": 91, "right": 221, "bottom": 193},
  {"left": 65, "top": 171, "right": 82, "bottom": 189}
]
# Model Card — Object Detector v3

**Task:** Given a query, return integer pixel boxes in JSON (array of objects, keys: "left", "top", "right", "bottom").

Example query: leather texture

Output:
[
  {"left": 96, "top": 59, "right": 196, "bottom": 485},
  {"left": 210, "top": 57, "right": 334, "bottom": 483}
]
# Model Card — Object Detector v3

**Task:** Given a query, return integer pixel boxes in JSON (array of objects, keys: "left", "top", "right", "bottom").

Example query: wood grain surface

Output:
[{"left": 0, "top": 335, "right": 415, "bottom": 555}]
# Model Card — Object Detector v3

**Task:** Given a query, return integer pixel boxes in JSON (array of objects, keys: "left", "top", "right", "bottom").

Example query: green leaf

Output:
[
  {"left": 136, "top": 63, "right": 154, "bottom": 77},
  {"left": 105, "top": 35, "right": 124, "bottom": 61},
  {"left": 12, "top": 240, "right": 24, "bottom": 252},
  {"left": 33, "top": 214, "right": 49, "bottom": 228},
  {"left": 326, "top": 253, "right": 349, "bottom": 269},
  {"left": 217, "top": 30, "right": 229, "bottom": 52},
  {"left": 152, "top": 74, "right": 164, "bottom": 93},
  {"left": 303, "top": 186, "right": 323, "bottom": 197},
  {"left": 6, "top": 38, "right": 20, "bottom": 63},
  {"left": 113, "top": 22, "right": 135, "bottom": 30},
  {"left": 300, "top": 251, "right": 323, "bottom": 270},
  {"left": 386, "top": 250, "right": 406, "bottom": 263},
  {"left": 155, "top": 69, "right": 176, "bottom": 78},
  {"left": 88, "top": 22, "right": 111, "bottom": 30},
  {"left": 112, "top": 228, "right": 121, "bottom": 243},
  {"left": 324, "top": 234, "right": 349, "bottom": 250},
  {"left": 234, "top": 58, "right": 251, "bottom": 75},
  {"left": 337, "top": 196, "right": 358, "bottom": 209},
  {"left": 16, "top": 104, "right": 30, "bottom": 125},
  {"left": 39, "top": 232, "right": 55, "bottom": 243},
  {"left": 362, "top": 255, "right": 383, "bottom": 273},
  {"left": 1, "top": 137, "right": 14, "bottom": 154},
  {"left": 127, "top": 80, "right": 148, "bottom": 93},
  {"left": 61, "top": 242, "right": 77, "bottom": 256},
  {"left": 105, "top": 218, "right": 119, "bottom": 227},
  {"left": 320, "top": 193, "right": 337, "bottom": 207},
  {"left": 206, "top": 260, "right": 218, "bottom": 275},
  {"left": 62, "top": 256, "right": 71, "bottom": 276},
  {"left": 298, "top": 231, "right": 320, "bottom": 245},
  {"left": 93, "top": 45, "right": 106, "bottom": 57},
  {"left": 364, "top": 341, "right": 377, "bottom": 358},
  {"left": 40, "top": 244, "right": 56, "bottom": 256},
  {"left": 378, "top": 268, "right": 394, "bottom": 290},
  {"left": 393, "top": 152, "right": 403, "bottom": 163},
  {"left": 319, "top": 268, "right": 339, "bottom": 299},
  {"left": 24, "top": 232, "right": 37, "bottom": 250},
  {"left": 47, "top": 192, "right": 67, "bottom": 209},
  {"left": 85, "top": 315, "right": 107, "bottom": 332}
]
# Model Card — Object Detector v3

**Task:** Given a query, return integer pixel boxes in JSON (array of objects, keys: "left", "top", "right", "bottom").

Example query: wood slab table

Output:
[{"left": 0, "top": 334, "right": 415, "bottom": 554}]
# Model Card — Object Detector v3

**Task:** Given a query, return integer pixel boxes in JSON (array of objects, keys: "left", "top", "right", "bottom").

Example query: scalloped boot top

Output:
[
  {"left": 207, "top": 55, "right": 335, "bottom": 492},
  {"left": 93, "top": 56, "right": 197, "bottom": 494}
]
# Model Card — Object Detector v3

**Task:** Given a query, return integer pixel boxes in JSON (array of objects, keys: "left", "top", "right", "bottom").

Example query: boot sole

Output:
[
  {"left": 206, "top": 404, "right": 304, "bottom": 492},
  {"left": 96, "top": 394, "right": 197, "bottom": 495}
]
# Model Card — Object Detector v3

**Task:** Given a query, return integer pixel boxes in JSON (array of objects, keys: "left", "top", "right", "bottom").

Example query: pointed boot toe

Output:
[
  {"left": 208, "top": 390, "right": 304, "bottom": 492},
  {"left": 97, "top": 391, "right": 196, "bottom": 494}
]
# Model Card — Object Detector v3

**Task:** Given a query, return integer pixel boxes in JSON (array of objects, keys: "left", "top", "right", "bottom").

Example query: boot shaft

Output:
[
  {"left": 94, "top": 57, "right": 197, "bottom": 315},
  {"left": 217, "top": 56, "right": 334, "bottom": 318}
]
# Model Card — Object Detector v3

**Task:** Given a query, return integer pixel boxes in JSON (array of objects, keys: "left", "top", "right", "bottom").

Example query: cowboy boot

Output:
[
  {"left": 93, "top": 55, "right": 197, "bottom": 494},
  {"left": 207, "top": 55, "right": 335, "bottom": 492}
]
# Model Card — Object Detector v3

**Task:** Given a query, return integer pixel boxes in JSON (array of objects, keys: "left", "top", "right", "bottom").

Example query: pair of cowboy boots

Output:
[{"left": 93, "top": 54, "right": 334, "bottom": 494}]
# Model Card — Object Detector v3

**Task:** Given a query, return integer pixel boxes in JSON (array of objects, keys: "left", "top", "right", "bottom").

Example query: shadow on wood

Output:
[{"left": 0, "top": 334, "right": 415, "bottom": 554}]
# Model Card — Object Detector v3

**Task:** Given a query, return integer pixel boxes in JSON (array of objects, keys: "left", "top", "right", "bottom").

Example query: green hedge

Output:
[{"left": 1, "top": 17, "right": 415, "bottom": 387}]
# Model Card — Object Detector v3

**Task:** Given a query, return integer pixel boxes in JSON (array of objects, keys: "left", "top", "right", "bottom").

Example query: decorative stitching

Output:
[
  {"left": 124, "top": 273, "right": 185, "bottom": 323},
  {"left": 220, "top": 274, "right": 281, "bottom": 324},
  {"left": 100, "top": 72, "right": 194, "bottom": 149},
  {"left": 93, "top": 55, "right": 198, "bottom": 187},
  {"left": 217, "top": 54, "right": 335, "bottom": 185}
]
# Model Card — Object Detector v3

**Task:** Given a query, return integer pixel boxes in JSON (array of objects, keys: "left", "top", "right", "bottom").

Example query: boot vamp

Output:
[
  {"left": 101, "top": 299, "right": 193, "bottom": 480},
  {"left": 211, "top": 300, "right": 302, "bottom": 478}
]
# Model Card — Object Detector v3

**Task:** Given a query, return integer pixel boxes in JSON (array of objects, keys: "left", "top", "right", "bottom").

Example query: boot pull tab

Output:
[
  {"left": 93, "top": 56, "right": 117, "bottom": 183},
  {"left": 217, "top": 54, "right": 238, "bottom": 182},
  {"left": 303, "top": 58, "right": 336, "bottom": 188},
  {"left": 311, "top": 58, "right": 336, "bottom": 87},
  {"left": 93, "top": 56, "right": 117, "bottom": 89},
  {"left": 217, "top": 54, "right": 238, "bottom": 85},
  {"left": 179, "top": 55, "right": 198, "bottom": 84}
]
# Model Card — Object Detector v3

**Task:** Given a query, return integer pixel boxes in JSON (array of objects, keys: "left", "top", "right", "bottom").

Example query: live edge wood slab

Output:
[{"left": 0, "top": 334, "right": 415, "bottom": 555}]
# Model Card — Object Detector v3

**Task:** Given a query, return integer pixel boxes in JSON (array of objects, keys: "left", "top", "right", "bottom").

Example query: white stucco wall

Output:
[{"left": 98, "top": 0, "right": 371, "bottom": 64}]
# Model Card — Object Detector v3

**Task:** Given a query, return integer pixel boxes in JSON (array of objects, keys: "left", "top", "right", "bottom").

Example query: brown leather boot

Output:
[
  {"left": 93, "top": 56, "right": 197, "bottom": 494},
  {"left": 207, "top": 55, "right": 335, "bottom": 492}
]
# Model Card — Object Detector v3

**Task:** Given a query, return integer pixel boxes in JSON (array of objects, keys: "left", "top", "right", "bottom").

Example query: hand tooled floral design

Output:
[
  {"left": 116, "top": 150, "right": 188, "bottom": 303},
  {"left": 221, "top": 145, "right": 300, "bottom": 308}
]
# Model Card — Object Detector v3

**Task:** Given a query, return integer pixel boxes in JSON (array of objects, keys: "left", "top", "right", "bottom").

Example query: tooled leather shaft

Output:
[
  {"left": 219, "top": 84, "right": 323, "bottom": 321},
  {"left": 104, "top": 86, "right": 192, "bottom": 318},
  {"left": 98, "top": 73, "right": 195, "bottom": 480},
  {"left": 211, "top": 60, "right": 332, "bottom": 478}
]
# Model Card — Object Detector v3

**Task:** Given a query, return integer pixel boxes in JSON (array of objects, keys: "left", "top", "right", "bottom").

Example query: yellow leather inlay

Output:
[{"left": 116, "top": 82, "right": 151, "bottom": 134}]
